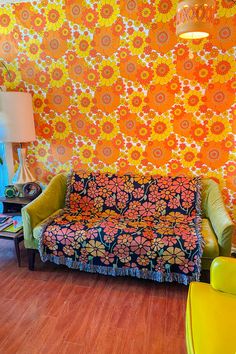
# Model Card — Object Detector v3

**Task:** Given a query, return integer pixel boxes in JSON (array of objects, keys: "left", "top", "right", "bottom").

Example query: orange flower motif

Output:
[
  {"left": 0, "top": 35, "right": 18, "bottom": 62},
  {"left": 85, "top": 123, "right": 101, "bottom": 141},
  {"left": 166, "top": 76, "right": 180, "bottom": 94},
  {"left": 69, "top": 109, "right": 90, "bottom": 137},
  {"left": 173, "top": 113, "right": 194, "bottom": 138},
  {"left": 117, "top": 47, "right": 131, "bottom": 61},
  {"left": 31, "top": 13, "right": 46, "bottom": 32},
  {"left": 136, "top": 123, "right": 152, "bottom": 140},
  {"left": 95, "top": 140, "right": 120, "bottom": 164},
  {"left": 205, "top": 83, "right": 234, "bottom": 113},
  {"left": 194, "top": 63, "right": 213, "bottom": 84},
  {"left": 112, "top": 78, "right": 125, "bottom": 95},
  {"left": 211, "top": 17, "right": 236, "bottom": 50},
  {"left": 171, "top": 104, "right": 186, "bottom": 119},
  {"left": 137, "top": 66, "right": 154, "bottom": 86},
  {"left": 94, "top": 86, "right": 120, "bottom": 113},
  {"left": 47, "top": 87, "right": 70, "bottom": 113},
  {"left": 138, "top": 3, "right": 156, "bottom": 24},
  {"left": 111, "top": 18, "right": 125, "bottom": 36},
  {"left": 35, "top": 70, "right": 50, "bottom": 88},
  {"left": 120, "top": 0, "right": 139, "bottom": 19},
  {"left": 93, "top": 27, "right": 120, "bottom": 57},
  {"left": 176, "top": 58, "right": 196, "bottom": 79},
  {"left": 147, "top": 84, "right": 175, "bottom": 113},
  {"left": 21, "top": 62, "right": 39, "bottom": 84},
  {"left": 119, "top": 114, "right": 140, "bottom": 137},
  {"left": 37, "top": 122, "right": 54, "bottom": 140},
  {"left": 68, "top": 58, "right": 86, "bottom": 83},
  {"left": 83, "top": 68, "right": 99, "bottom": 87},
  {"left": 120, "top": 56, "right": 140, "bottom": 81},
  {"left": 42, "top": 30, "right": 68, "bottom": 59},
  {"left": 168, "top": 159, "right": 188, "bottom": 176},
  {"left": 15, "top": 3, "right": 35, "bottom": 28},
  {"left": 174, "top": 44, "right": 189, "bottom": 60},
  {"left": 51, "top": 141, "right": 73, "bottom": 164},
  {"left": 145, "top": 140, "right": 172, "bottom": 166},
  {"left": 200, "top": 141, "right": 229, "bottom": 169},
  {"left": 190, "top": 123, "right": 208, "bottom": 142},
  {"left": 148, "top": 21, "right": 176, "bottom": 54},
  {"left": 65, "top": 0, "right": 83, "bottom": 24},
  {"left": 82, "top": 7, "right": 98, "bottom": 28}
]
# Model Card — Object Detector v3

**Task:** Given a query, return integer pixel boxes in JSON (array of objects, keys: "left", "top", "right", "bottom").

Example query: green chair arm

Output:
[
  {"left": 203, "top": 179, "right": 235, "bottom": 256},
  {"left": 22, "top": 173, "right": 67, "bottom": 249},
  {"left": 211, "top": 257, "right": 236, "bottom": 296}
]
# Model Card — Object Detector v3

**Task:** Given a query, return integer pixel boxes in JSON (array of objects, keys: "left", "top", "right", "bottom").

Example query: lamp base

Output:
[{"left": 12, "top": 148, "right": 35, "bottom": 185}]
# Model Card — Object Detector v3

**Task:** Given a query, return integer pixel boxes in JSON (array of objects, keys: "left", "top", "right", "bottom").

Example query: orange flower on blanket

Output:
[
  {"left": 93, "top": 27, "right": 120, "bottom": 57},
  {"left": 95, "top": 86, "right": 120, "bottom": 113},
  {"left": 42, "top": 30, "right": 68, "bottom": 59},
  {"left": 200, "top": 141, "right": 229, "bottom": 169},
  {"left": 95, "top": 140, "right": 120, "bottom": 164},
  {"left": 145, "top": 140, "right": 172, "bottom": 166},
  {"left": 147, "top": 85, "right": 175, "bottom": 113},
  {"left": 148, "top": 21, "right": 176, "bottom": 54},
  {"left": 120, "top": 56, "right": 140, "bottom": 81}
]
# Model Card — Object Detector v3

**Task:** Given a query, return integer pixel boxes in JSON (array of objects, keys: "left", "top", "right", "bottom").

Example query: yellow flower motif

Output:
[
  {"left": 188, "top": 38, "right": 207, "bottom": 53},
  {"left": 212, "top": 54, "right": 236, "bottom": 83},
  {"left": 79, "top": 145, "right": 94, "bottom": 164},
  {"left": 77, "top": 92, "right": 93, "bottom": 113},
  {"left": 128, "top": 91, "right": 145, "bottom": 113},
  {"left": 33, "top": 93, "right": 45, "bottom": 113},
  {"left": 34, "top": 143, "right": 49, "bottom": 163},
  {"left": 99, "top": 115, "right": 119, "bottom": 140},
  {"left": 155, "top": 0, "right": 176, "bottom": 23},
  {"left": 183, "top": 90, "right": 202, "bottom": 113},
  {"left": 207, "top": 116, "right": 231, "bottom": 142},
  {"left": 180, "top": 146, "right": 198, "bottom": 168},
  {"left": 4, "top": 62, "right": 21, "bottom": 89},
  {"left": 97, "top": 0, "right": 119, "bottom": 27},
  {"left": 25, "top": 38, "right": 42, "bottom": 61},
  {"left": 100, "top": 164, "right": 117, "bottom": 174},
  {"left": 0, "top": 6, "right": 15, "bottom": 34},
  {"left": 49, "top": 60, "right": 68, "bottom": 88},
  {"left": 53, "top": 115, "right": 71, "bottom": 140},
  {"left": 153, "top": 57, "right": 175, "bottom": 85},
  {"left": 86, "top": 240, "right": 105, "bottom": 257},
  {"left": 217, "top": 0, "right": 236, "bottom": 18},
  {"left": 99, "top": 59, "right": 119, "bottom": 86},
  {"left": 127, "top": 145, "right": 144, "bottom": 166},
  {"left": 45, "top": 3, "right": 65, "bottom": 31},
  {"left": 129, "top": 31, "right": 147, "bottom": 55},
  {"left": 151, "top": 115, "right": 172, "bottom": 141},
  {"left": 75, "top": 35, "right": 92, "bottom": 58}
]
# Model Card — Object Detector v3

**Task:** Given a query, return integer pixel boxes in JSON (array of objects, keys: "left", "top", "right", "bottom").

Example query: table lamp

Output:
[{"left": 0, "top": 92, "right": 36, "bottom": 185}]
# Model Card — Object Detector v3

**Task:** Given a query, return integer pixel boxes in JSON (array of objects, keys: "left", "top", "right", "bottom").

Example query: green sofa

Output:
[{"left": 22, "top": 173, "right": 235, "bottom": 270}]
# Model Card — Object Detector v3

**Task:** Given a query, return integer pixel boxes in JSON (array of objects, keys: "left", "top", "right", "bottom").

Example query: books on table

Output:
[{"left": 0, "top": 215, "right": 23, "bottom": 232}]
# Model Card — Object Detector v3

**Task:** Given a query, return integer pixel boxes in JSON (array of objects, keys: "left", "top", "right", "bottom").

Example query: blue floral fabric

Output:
[{"left": 38, "top": 171, "right": 203, "bottom": 285}]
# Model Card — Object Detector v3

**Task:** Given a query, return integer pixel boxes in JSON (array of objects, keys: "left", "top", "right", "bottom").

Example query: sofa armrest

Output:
[
  {"left": 211, "top": 257, "right": 236, "bottom": 295},
  {"left": 203, "top": 179, "right": 235, "bottom": 256},
  {"left": 22, "top": 173, "right": 67, "bottom": 249}
]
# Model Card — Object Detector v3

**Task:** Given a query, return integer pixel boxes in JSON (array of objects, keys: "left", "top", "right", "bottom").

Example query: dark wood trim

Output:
[{"left": 27, "top": 249, "right": 36, "bottom": 271}]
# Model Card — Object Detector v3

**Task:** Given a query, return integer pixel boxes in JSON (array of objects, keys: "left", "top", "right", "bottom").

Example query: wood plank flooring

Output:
[{"left": 0, "top": 239, "right": 188, "bottom": 354}]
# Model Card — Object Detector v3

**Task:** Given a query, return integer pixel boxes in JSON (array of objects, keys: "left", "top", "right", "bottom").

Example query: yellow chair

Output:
[{"left": 186, "top": 257, "right": 236, "bottom": 354}]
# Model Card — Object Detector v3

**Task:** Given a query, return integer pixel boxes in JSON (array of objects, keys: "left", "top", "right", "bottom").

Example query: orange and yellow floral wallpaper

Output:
[{"left": 0, "top": 0, "right": 235, "bottom": 226}]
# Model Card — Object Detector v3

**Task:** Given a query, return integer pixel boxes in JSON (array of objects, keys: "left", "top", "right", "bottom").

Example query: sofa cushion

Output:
[{"left": 202, "top": 218, "right": 219, "bottom": 259}]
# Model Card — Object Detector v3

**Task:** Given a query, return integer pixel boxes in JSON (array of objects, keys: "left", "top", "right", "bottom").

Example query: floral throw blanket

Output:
[{"left": 38, "top": 172, "right": 203, "bottom": 285}]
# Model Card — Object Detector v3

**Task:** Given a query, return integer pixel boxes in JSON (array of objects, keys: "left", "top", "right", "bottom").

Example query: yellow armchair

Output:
[{"left": 186, "top": 257, "right": 236, "bottom": 354}]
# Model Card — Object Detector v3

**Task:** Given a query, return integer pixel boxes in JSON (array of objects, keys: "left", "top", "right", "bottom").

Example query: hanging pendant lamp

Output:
[{"left": 176, "top": 0, "right": 215, "bottom": 39}]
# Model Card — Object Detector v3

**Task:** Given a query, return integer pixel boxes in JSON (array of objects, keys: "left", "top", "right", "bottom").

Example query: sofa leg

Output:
[{"left": 28, "top": 249, "right": 36, "bottom": 271}]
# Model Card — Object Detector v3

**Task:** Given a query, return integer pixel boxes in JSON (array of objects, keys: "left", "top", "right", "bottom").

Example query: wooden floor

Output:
[{"left": 0, "top": 239, "right": 188, "bottom": 354}]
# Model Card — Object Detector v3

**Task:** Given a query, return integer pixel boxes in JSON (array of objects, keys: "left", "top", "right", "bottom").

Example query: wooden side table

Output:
[{"left": 0, "top": 197, "right": 32, "bottom": 266}]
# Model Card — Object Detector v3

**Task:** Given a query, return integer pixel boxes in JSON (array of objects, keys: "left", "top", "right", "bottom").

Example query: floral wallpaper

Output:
[{"left": 0, "top": 0, "right": 235, "bottom": 231}]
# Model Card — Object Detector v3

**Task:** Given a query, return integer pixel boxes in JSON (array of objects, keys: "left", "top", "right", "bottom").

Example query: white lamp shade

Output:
[{"left": 0, "top": 92, "right": 36, "bottom": 142}]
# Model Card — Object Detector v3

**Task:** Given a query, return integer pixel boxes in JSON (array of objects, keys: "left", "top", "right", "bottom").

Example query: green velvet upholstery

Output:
[{"left": 22, "top": 174, "right": 235, "bottom": 270}]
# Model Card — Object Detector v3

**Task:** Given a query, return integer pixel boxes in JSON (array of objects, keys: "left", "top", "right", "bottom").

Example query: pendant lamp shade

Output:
[{"left": 176, "top": 0, "right": 215, "bottom": 39}]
